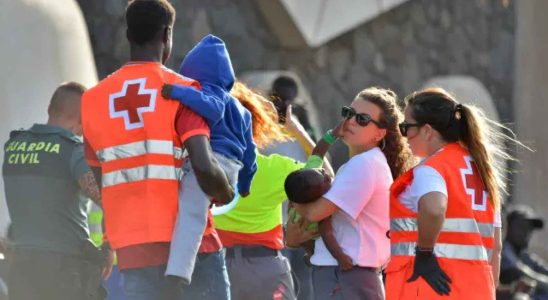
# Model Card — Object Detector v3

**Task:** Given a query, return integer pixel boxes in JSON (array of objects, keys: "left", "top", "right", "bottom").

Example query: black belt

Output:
[
  {"left": 225, "top": 246, "right": 281, "bottom": 258},
  {"left": 315, "top": 265, "right": 381, "bottom": 273}
]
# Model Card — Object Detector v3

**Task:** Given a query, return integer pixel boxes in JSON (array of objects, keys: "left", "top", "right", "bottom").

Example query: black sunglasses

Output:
[
  {"left": 398, "top": 122, "right": 423, "bottom": 137},
  {"left": 341, "top": 106, "right": 384, "bottom": 128}
]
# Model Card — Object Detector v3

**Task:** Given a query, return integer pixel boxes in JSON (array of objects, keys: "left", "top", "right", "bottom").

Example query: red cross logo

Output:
[
  {"left": 460, "top": 156, "right": 487, "bottom": 211},
  {"left": 109, "top": 78, "right": 157, "bottom": 130}
]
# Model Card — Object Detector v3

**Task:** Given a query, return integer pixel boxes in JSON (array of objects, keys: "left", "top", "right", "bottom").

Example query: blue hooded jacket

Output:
[{"left": 169, "top": 35, "right": 257, "bottom": 194}]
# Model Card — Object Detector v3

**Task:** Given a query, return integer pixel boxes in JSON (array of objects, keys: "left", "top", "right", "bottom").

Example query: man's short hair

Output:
[
  {"left": 272, "top": 76, "right": 298, "bottom": 94},
  {"left": 507, "top": 205, "right": 544, "bottom": 229},
  {"left": 48, "top": 82, "right": 86, "bottom": 118},
  {"left": 126, "top": 0, "right": 176, "bottom": 45}
]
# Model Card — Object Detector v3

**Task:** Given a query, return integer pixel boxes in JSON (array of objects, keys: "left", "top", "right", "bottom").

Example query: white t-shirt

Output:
[
  {"left": 310, "top": 147, "right": 392, "bottom": 267},
  {"left": 398, "top": 165, "right": 502, "bottom": 227}
]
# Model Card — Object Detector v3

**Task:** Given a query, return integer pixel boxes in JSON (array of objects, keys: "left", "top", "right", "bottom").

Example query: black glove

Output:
[{"left": 407, "top": 246, "right": 452, "bottom": 296}]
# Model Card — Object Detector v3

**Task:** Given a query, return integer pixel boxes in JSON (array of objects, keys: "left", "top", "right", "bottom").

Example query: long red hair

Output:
[{"left": 230, "top": 81, "right": 290, "bottom": 149}]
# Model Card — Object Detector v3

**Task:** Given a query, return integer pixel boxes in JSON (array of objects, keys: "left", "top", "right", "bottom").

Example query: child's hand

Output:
[
  {"left": 211, "top": 186, "right": 235, "bottom": 206},
  {"left": 161, "top": 84, "right": 174, "bottom": 99},
  {"left": 239, "top": 191, "right": 250, "bottom": 198},
  {"left": 332, "top": 118, "right": 347, "bottom": 139},
  {"left": 336, "top": 253, "right": 354, "bottom": 271}
]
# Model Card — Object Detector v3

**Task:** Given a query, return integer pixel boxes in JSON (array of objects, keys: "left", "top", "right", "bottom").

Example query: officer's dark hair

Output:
[
  {"left": 48, "top": 82, "right": 86, "bottom": 118},
  {"left": 126, "top": 0, "right": 176, "bottom": 45}
]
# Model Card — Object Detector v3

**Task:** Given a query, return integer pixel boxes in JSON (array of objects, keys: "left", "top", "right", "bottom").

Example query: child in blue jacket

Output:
[{"left": 162, "top": 35, "right": 257, "bottom": 284}]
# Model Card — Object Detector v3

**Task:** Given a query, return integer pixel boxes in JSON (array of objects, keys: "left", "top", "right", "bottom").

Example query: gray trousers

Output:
[
  {"left": 166, "top": 153, "right": 241, "bottom": 283},
  {"left": 312, "top": 266, "right": 385, "bottom": 300},
  {"left": 283, "top": 247, "right": 314, "bottom": 300},
  {"left": 226, "top": 246, "right": 296, "bottom": 300}
]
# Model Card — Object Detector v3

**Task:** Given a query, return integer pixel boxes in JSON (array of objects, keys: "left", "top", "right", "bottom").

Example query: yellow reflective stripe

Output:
[
  {"left": 390, "top": 218, "right": 494, "bottom": 237},
  {"left": 90, "top": 232, "right": 103, "bottom": 247},
  {"left": 102, "top": 165, "right": 183, "bottom": 187},
  {"left": 96, "top": 140, "right": 184, "bottom": 162},
  {"left": 391, "top": 242, "right": 490, "bottom": 261},
  {"left": 88, "top": 211, "right": 103, "bottom": 225}
]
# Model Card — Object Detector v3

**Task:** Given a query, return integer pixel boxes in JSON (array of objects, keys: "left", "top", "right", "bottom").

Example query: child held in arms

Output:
[
  {"left": 162, "top": 34, "right": 257, "bottom": 284},
  {"left": 284, "top": 120, "right": 354, "bottom": 271}
]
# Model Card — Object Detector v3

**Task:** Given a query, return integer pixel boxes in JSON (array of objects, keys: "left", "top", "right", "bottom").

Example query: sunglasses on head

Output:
[
  {"left": 341, "top": 106, "right": 384, "bottom": 128},
  {"left": 398, "top": 122, "right": 423, "bottom": 137}
]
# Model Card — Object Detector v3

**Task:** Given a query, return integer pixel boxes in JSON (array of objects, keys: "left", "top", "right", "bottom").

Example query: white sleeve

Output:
[
  {"left": 399, "top": 166, "right": 447, "bottom": 212},
  {"left": 494, "top": 210, "right": 502, "bottom": 228},
  {"left": 323, "top": 154, "right": 375, "bottom": 220}
]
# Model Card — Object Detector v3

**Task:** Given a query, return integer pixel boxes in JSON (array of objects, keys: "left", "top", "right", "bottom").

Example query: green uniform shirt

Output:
[{"left": 2, "top": 124, "right": 91, "bottom": 255}]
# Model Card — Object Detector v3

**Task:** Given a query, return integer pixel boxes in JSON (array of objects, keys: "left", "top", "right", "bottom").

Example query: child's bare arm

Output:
[
  {"left": 311, "top": 119, "right": 345, "bottom": 159},
  {"left": 319, "top": 216, "right": 353, "bottom": 271}
]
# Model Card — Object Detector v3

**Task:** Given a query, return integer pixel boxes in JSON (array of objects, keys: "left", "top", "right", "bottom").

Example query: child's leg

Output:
[
  {"left": 165, "top": 154, "right": 242, "bottom": 283},
  {"left": 165, "top": 161, "right": 211, "bottom": 283},
  {"left": 320, "top": 217, "right": 353, "bottom": 271},
  {"left": 212, "top": 153, "right": 242, "bottom": 188}
]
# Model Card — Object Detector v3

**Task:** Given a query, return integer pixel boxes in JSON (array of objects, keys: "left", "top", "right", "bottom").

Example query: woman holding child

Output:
[{"left": 292, "top": 87, "right": 413, "bottom": 300}]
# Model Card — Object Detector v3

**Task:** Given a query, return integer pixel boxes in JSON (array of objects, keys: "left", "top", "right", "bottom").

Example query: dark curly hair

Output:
[{"left": 356, "top": 87, "right": 415, "bottom": 179}]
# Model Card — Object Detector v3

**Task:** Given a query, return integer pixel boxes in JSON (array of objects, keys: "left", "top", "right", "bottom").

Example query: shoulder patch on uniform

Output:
[{"left": 9, "top": 129, "right": 25, "bottom": 139}]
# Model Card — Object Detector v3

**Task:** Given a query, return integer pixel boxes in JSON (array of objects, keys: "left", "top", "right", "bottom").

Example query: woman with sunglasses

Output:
[
  {"left": 292, "top": 87, "right": 413, "bottom": 300},
  {"left": 385, "top": 88, "right": 513, "bottom": 299}
]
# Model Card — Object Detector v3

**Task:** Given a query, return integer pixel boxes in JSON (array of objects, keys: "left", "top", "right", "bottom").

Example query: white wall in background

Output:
[{"left": 0, "top": 0, "right": 98, "bottom": 235}]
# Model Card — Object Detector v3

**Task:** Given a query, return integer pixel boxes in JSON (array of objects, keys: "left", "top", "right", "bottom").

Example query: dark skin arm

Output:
[
  {"left": 184, "top": 135, "right": 234, "bottom": 204},
  {"left": 88, "top": 167, "right": 114, "bottom": 279},
  {"left": 78, "top": 171, "right": 102, "bottom": 207},
  {"left": 319, "top": 216, "right": 353, "bottom": 271},
  {"left": 311, "top": 119, "right": 345, "bottom": 159}
]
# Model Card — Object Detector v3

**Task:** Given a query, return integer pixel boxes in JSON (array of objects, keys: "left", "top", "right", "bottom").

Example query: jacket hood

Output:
[{"left": 179, "top": 34, "right": 235, "bottom": 91}]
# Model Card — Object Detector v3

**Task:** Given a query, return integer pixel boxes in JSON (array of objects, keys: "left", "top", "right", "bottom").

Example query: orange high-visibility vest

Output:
[
  {"left": 82, "top": 62, "right": 210, "bottom": 249},
  {"left": 385, "top": 143, "right": 496, "bottom": 299}
]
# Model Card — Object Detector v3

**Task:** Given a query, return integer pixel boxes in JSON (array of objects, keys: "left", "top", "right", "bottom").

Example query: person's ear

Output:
[
  {"left": 421, "top": 124, "right": 434, "bottom": 141},
  {"left": 376, "top": 128, "right": 387, "bottom": 143},
  {"left": 163, "top": 26, "right": 172, "bottom": 44}
]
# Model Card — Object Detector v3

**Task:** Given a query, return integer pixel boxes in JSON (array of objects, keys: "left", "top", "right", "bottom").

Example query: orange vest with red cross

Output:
[
  {"left": 385, "top": 143, "right": 496, "bottom": 299},
  {"left": 82, "top": 62, "right": 212, "bottom": 249}
]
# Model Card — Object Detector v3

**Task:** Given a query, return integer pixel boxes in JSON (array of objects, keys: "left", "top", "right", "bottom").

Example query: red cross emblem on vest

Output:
[
  {"left": 109, "top": 78, "right": 157, "bottom": 130},
  {"left": 460, "top": 156, "right": 487, "bottom": 211}
]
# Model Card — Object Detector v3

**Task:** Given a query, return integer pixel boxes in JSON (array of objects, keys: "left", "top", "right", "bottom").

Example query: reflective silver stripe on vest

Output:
[
  {"left": 477, "top": 223, "right": 495, "bottom": 238},
  {"left": 96, "top": 140, "right": 184, "bottom": 162},
  {"left": 88, "top": 223, "right": 102, "bottom": 235},
  {"left": 391, "top": 218, "right": 494, "bottom": 237},
  {"left": 102, "top": 165, "right": 183, "bottom": 187},
  {"left": 391, "top": 242, "right": 490, "bottom": 261}
]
